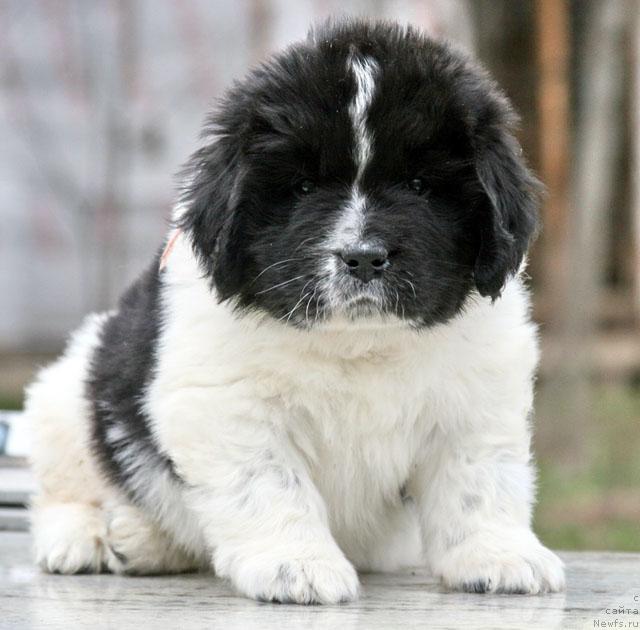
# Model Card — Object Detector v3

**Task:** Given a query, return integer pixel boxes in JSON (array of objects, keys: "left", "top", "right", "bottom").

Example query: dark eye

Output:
[
  {"left": 408, "top": 177, "right": 425, "bottom": 194},
  {"left": 296, "top": 180, "right": 316, "bottom": 195}
]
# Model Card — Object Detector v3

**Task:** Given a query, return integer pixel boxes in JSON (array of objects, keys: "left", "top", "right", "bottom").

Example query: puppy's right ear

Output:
[{"left": 177, "top": 137, "right": 247, "bottom": 300}]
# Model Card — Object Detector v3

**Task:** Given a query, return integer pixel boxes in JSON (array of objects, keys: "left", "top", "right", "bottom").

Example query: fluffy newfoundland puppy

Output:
[{"left": 26, "top": 20, "right": 564, "bottom": 603}]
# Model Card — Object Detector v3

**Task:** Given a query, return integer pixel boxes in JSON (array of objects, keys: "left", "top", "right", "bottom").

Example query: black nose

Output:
[{"left": 337, "top": 245, "right": 390, "bottom": 283}]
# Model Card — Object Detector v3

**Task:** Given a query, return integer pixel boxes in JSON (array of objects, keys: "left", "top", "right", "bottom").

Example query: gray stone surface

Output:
[{"left": 1, "top": 532, "right": 639, "bottom": 629}]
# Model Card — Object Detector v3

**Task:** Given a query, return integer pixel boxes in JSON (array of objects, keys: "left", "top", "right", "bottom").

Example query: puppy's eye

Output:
[
  {"left": 296, "top": 180, "right": 316, "bottom": 195},
  {"left": 408, "top": 177, "right": 425, "bottom": 194}
]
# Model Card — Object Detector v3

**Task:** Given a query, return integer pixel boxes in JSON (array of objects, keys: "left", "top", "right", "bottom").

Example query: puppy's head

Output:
[{"left": 179, "top": 20, "right": 540, "bottom": 328}]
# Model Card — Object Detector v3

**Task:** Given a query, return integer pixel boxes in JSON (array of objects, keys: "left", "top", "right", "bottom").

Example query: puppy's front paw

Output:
[
  {"left": 433, "top": 528, "right": 565, "bottom": 594},
  {"left": 221, "top": 545, "right": 359, "bottom": 604}
]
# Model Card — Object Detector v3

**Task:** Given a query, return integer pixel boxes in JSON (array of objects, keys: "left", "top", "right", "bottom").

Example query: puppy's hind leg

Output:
[
  {"left": 103, "top": 503, "right": 200, "bottom": 575},
  {"left": 32, "top": 502, "right": 107, "bottom": 574},
  {"left": 26, "top": 313, "right": 116, "bottom": 574},
  {"left": 26, "top": 312, "right": 199, "bottom": 576},
  {"left": 32, "top": 499, "right": 200, "bottom": 575}
]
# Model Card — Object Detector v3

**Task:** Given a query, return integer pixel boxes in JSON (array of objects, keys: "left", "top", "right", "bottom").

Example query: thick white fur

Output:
[{"left": 28, "top": 233, "right": 564, "bottom": 600}]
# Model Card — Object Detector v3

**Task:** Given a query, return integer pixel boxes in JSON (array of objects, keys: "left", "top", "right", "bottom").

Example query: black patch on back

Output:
[{"left": 87, "top": 252, "right": 178, "bottom": 499}]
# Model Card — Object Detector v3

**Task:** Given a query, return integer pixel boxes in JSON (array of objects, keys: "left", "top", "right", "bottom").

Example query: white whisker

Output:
[
  {"left": 256, "top": 275, "right": 306, "bottom": 295},
  {"left": 292, "top": 237, "right": 316, "bottom": 254},
  {"left": 280, "top": 291, "right": 312, "bottom": 323},
  {"left": 402, "top": 278, "right": 417, "bottom": 299},
  {"left": 305, "top": 286, "right": 318, "bottom": 325},
  {"left": 251, "top": 258, "right": 302, "bottom": 284}
]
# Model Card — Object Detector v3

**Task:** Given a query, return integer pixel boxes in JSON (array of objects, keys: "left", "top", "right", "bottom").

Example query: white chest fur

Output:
[{"left": 146, "top": 235, "right": 538, "bottom": 568}]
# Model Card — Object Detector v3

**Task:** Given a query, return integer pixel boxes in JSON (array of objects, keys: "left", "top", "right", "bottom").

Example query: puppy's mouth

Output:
[
  {"left": 329, "top": 280, "right": 388, "bottom": 319},
  {"left": 269, "top": 271, "right": 409, "bottom": 328},
  {"left": 341, "top": 293, "right": 383, "bottom": 318}
]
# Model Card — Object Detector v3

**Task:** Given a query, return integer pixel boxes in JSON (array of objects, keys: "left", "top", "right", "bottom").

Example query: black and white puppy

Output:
[{"left": 27, "top": 20, "right": 564, "bottom": 603}]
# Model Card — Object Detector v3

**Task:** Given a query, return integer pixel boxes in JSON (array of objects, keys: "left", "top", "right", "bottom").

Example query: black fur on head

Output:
[{"left": 178, "top": 19, "right": 540, "bottom": 328}]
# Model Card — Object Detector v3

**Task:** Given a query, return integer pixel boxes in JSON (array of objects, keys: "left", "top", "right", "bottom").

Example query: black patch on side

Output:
[{"left": 87, "top": 253, "right": 178, "bottom": 499}]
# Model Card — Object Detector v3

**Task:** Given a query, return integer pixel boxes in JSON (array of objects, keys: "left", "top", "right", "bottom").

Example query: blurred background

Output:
[{"left": 0, "top": 0, "right": 638, "bottom": 550}]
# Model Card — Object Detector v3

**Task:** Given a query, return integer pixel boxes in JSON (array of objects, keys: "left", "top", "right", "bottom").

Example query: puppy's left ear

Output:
[{"left": 473, "top": 123, "right": 541, "bottom": 299}]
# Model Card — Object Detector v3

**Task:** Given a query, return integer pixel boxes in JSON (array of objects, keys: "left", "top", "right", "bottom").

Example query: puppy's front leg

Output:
[
  {"left": 411, "top": 433, "right": 565, "bottom": 594},
  {"left": 166, "top": 412, "right": 358, "bottom": 604}
]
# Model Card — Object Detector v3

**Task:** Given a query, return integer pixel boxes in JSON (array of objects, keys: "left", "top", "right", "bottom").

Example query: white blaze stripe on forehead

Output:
[
  {"left": 348, "top": 54, "right": 379, "bottom": 182},
  {"left": 339, "top": 187, "right": 367, "bottom": 242},
  {"left": 326, "top": 53, "right": 379, "bottom": 253}
]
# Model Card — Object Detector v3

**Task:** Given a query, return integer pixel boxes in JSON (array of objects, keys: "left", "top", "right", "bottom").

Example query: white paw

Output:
[
  {"left": 32, "top": 503, "right": 106, "bottom": 574},
  {"left": 433, "top": 528, "right": 565, "bottom": 594},
  {"left": 219, "top": 545, "right": 360, "bottom": 604}
]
